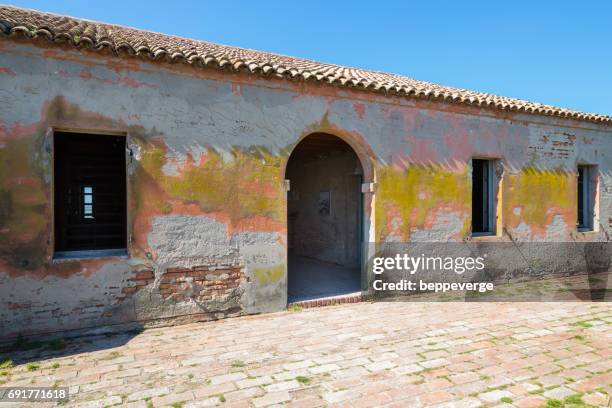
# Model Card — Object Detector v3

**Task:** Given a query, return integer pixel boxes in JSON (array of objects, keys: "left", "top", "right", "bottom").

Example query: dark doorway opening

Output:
[
  {"left": 54, "top": 132, "right": 127, "bottom": 255},
  {"left": 286, "top": 133, "right": 363, "bottom": 302}
]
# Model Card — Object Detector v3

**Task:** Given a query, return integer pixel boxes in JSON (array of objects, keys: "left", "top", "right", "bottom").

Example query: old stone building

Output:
[{"left": 0, "top": 6, "right": 610, "bottom": 340}]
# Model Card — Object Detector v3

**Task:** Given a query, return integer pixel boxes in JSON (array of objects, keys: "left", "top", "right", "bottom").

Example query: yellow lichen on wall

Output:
[
  {"left": 164, "top": 150, "right": 281, "bottom": 221},
  {"left": 252, "top": 265, "right": 285, "bottom": 285},
  {"left": 129, "top": 138, "right": 286, "bottom": 255},
  {"left": 375, "top": 164, "right": 471, "bottom": 241},
  {"left": 503, "top": 168, "right": 576, "bottom": 237}
]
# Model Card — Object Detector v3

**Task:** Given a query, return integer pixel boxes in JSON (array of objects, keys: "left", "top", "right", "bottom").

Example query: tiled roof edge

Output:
[{"left": 1, "top": 5, "right": 610, "bottom": 125}]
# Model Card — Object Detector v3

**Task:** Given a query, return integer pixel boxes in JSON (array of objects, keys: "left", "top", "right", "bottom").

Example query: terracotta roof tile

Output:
[{"left": 1, "top": 5, "right": 610, "bottom": 125}]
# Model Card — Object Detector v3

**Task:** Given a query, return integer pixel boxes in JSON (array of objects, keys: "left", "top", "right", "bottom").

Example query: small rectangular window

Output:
[
  {"left": 472, "top": 159, "right": 496, "bottom": 235},
  {"left": 54, "top": 132, "right": 127, "bottom": 254},
  {"left": 577, "top": 165, "right": 596, "bottom": 231},
  {"left": 83, "top": 186, "right": 94, "bottom": 219}
]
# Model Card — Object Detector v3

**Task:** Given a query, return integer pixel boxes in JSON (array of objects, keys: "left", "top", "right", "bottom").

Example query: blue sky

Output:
[{"left": 9, "top": 1, "right": 612, "bottom": 115}]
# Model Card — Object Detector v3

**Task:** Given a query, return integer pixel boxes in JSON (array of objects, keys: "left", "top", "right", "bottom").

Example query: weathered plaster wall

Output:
[{"left": 0, "top": 40, "right": 611, "bottom": 339}]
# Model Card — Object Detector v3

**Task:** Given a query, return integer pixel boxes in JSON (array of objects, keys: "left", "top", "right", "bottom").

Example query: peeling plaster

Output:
[{"left": 0, "top": 40, "right": 611, "bottom": 339}]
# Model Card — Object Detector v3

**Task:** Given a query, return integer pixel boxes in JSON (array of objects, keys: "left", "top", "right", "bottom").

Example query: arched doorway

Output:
[{"left": 285, "top": 133, "right": 365, "bottom": 302}]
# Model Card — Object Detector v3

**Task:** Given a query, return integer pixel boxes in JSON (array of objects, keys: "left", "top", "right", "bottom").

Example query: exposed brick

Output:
[
  {"left": 187, "top": 270, "right": 206, "bottom": 278},
  {"left": 156, "top": 266, "right": 245, "bottom": 303},
  {"left": 165, "top": 267, "right": 188, "bottom": 274},
  {"left": 7, "top": 302, "right": 31, "bottom": 310},
  {"left": 130, "top": 270, "right": 155, "bottom": 280}
]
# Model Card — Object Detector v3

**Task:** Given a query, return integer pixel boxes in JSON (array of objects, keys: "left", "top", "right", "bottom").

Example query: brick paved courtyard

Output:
[{"left": 1, "top": 302, "right": 611, "bottom": 408}]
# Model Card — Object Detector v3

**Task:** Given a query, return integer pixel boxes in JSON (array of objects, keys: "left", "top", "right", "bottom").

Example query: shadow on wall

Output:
[
  {"left": 370, "top": 240, "right": 611, "bottom": 302},
  {"left": 460, "top": 241, "right": 612, "bottom": 302}
]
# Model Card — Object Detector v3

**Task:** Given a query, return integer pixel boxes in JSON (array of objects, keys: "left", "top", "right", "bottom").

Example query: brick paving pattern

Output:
[{"left": 0, "top": 302, "right": 610, "bottom": 407}]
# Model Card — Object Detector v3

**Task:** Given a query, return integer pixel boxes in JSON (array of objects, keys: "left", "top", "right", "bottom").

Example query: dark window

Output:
[
  {"left": 577, "top": 165, "right": 595, "bottom": 230},
  {"left": 472, "top": 159, "right": 494, "bottom": 234},
  {"left": 54, "top": 132, "right": 127, "bottom": 252}
]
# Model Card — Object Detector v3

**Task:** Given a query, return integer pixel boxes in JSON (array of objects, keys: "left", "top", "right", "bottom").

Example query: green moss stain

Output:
[
  {"left": 253, "top": 265, "right": 284, "bottom": 285},
  {"left": 376, "top": 165, "right": 577, "bottom": 240},
  {"left": 135, "top": 139, "right": 284, "bottom": 225},
  {"left": 504, "top": 168, "right": 575, "bottom": 230},
  {"left": 376, "top": 164, "right": 470, "bottom": 240}
]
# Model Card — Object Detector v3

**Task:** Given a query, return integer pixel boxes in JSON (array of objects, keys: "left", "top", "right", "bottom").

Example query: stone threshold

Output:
[{"left": 288, "top": 291, "right": 367, "bottom": 309}]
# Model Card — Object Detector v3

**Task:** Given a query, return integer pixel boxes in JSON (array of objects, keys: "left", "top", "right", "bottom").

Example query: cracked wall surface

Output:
[{"left": 0, "top": 41, "right": 611, "bottom": 339}]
